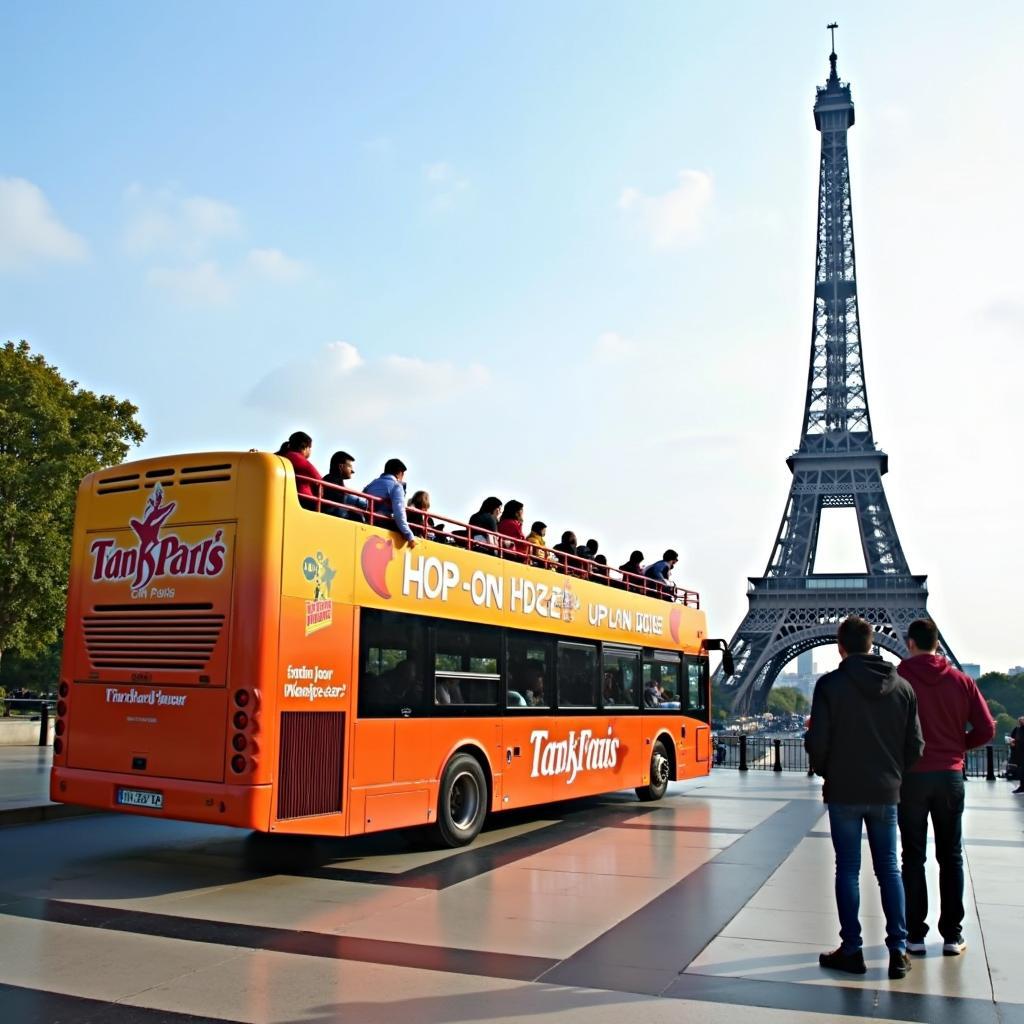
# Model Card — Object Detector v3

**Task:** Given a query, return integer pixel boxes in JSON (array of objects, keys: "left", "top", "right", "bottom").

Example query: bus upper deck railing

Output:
[{"left": 295, "top": 473, "right": 701, "bottom": 608}]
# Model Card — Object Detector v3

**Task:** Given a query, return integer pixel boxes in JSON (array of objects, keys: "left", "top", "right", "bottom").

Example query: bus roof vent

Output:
[{"left": 96, "top": 472, "right": 141, "bottom": 495}]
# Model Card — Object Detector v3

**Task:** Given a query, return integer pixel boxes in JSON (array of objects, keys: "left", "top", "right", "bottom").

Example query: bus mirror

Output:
[{"left": 701, "top": 638, "right": 734, "bottom": 677}]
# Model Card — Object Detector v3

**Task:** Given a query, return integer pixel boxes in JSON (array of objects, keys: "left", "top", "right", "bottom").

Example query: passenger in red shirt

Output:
[
  {"left": 896, "top": 618, "right": 994, "bottom": 958},
  {"left": 277, "top": 431, "right": 322, "bottom": 510},
  {"left": 497, "top": 500, "right": 529, "bottom": 560}
]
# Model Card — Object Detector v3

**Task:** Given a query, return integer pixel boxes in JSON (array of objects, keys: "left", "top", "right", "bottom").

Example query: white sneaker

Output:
[
  {"left": 943, "top": 938, "right": 967, "bottom": 956},
  {"left": 906, "top": 940, "right": 927, "bottom": 956}
]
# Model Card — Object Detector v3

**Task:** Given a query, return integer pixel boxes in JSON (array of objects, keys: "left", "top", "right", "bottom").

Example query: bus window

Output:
[
  {"left": 359, "top": 609, "right": 427, "bottom": 717},
  {"left": 642, "top": 651, "right": 681, "bottom": 708},
  {"left": 602, "top": 647, "right": 640, "bottom": 709},
  {"left": 507, "top": 632, "right": 553, "bottom": 709},
  {"left": 557, "top": 642, "right": 598, "bottom": 709},
  {"left": 684, "top": 656, "right": 710, "bottom": 721},
  {"left": 433, "top": 621, "right": 500, "bottom": 707}
]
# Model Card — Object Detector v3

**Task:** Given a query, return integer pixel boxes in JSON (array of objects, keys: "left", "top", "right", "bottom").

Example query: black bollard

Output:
[
  {"left": 739, "top": 734, "right": 748, "bottom": 772},
  {"left": 773, "top": 739, "right": 782, "bottom": 772},
  {"left": 986, "top": 745, "right": 996, "bottom": 782},
  {"left": 38, "top": 702, "right": 49, "bottom": 747}
]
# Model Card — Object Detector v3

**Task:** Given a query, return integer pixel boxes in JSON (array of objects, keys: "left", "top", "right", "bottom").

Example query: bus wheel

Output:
[
  {"left": 435, "top": 753, "right": 488, "bottom": 847},
  {"left": 636, "top": 740, "right": 671, "bottom": 802}
]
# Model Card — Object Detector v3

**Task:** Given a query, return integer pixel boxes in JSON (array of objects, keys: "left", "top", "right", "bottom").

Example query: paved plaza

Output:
[{"left": 0, "top": 750, "right": 1021, "bottom": 1023}]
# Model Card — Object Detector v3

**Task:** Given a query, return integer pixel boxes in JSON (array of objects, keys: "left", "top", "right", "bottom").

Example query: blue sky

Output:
[{"left": 2, "top": 2, "right": 1022, "bottom": 674}]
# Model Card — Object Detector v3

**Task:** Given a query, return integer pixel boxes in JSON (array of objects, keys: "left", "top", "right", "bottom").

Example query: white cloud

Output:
[
  {"left": 593, "top": 331, "right": 637, "bottom": 364},
  {"left": 618, "top": 169, "right": 713, "bottom": 248},
  {"left": 424, "top": 160, "right": 470, "bottom": 211},
  {"left": 0, "top": 177, "right": 89, "bottom": 271},
  {"left": 246, "top": 247, "right": 307, "bottom": 283},
  {"left": 147, "top": 261, "right": 232, "bottom": 305},
  {"left": 247, "top": 341, "right": 488, "bottom": 439},
  {"left": 123, "top": 185, "right": 241, "bottom": 258}
]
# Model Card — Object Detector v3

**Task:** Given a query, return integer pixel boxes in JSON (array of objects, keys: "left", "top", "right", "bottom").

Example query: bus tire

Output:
[
  {"left": 434, "top": 753, "right": 488, "bottom": 847},
  {"left": 636, "top": 740, "right": 671, "bottom": 802}
]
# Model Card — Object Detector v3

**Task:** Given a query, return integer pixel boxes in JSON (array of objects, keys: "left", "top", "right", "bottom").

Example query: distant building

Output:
[
  {"left": 962, "top": 663, "right": 981, "bottom": 680},
  {"left": 1009, "top": 665, "right": 1024, "bottom": 677},
  {"left": 797, "top": 650, "right": 813, "bottom": 677}
]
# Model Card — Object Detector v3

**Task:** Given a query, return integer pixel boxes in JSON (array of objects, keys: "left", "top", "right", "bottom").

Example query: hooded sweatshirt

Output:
[
  {"left": 898, "top": 654, "right": 994, "bottom": 773},
  {"left": 805, "top": 653, "right": 924, "bottom": 804}
]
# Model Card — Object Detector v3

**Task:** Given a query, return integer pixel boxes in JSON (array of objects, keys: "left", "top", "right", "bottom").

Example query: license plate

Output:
[{"left": 116, "top": 787, "right": 163, "bottom": 809}]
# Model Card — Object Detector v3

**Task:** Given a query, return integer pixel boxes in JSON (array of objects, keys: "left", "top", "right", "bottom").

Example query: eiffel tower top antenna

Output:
[{"left": 827, "top": 22, "right": 839, "bottom": 79}]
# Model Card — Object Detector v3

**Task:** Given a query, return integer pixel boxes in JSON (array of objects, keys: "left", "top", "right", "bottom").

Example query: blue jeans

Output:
[{"left": 828, "top": 802, "right": 907, "bottom": 954}]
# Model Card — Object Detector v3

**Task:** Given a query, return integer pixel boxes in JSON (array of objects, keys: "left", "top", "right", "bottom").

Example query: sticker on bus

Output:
[{"left": 116, "top": 788, "right": 164, "bottom": 809}]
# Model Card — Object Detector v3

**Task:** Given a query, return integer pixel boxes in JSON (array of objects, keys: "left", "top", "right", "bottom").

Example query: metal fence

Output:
[{"left": 712, "top": 734, "right": 1015, "bottom": 780}]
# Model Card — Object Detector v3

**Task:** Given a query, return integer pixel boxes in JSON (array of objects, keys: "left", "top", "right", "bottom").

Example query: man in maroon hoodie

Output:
[{"left": 897, "top": 618, "right": 994, "bottom": 958}]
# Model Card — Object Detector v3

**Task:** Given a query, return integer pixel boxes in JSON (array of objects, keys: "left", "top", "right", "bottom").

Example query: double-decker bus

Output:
[{"left": 51, "top": 452, "right": 730, "bottom": 846}]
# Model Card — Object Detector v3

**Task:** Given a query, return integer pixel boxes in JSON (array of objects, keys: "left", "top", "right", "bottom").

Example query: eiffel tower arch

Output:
[{"left": 717, "top": 37, "right": 959, "bottom": 715}]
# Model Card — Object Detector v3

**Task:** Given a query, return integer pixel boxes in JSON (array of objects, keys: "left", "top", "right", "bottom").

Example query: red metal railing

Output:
[{"left": 295, "top": 474, "right": 699, "bottom": 608}]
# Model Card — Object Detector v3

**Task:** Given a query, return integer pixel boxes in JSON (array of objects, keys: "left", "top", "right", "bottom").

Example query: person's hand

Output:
[{"left": 406, "top": 536, "right": 418, "bottom": 549}]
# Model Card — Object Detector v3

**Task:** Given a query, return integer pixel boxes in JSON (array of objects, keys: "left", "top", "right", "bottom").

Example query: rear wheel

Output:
[
  {"left": 635, "top": 739, "right": 671, "bottom": 802},
  {"left": 434, "top": 753, "right": 488, "bottom": 847}
]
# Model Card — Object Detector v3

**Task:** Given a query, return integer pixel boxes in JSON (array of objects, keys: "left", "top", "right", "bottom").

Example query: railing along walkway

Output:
[{"left": 713, "top": 734, "right": 1014, "bottom": 780}]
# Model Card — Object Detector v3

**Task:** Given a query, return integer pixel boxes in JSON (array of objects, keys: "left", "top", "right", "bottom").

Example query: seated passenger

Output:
[
  {"left": 591, "top": 554, "right": 609, "bottom": 583},
  {"left": 644, "top": 548, "right": 679, "bottom": 601},
  {"left": 522, "top": 661, "right": 547, "bottom": 707},
  {"left": 644, "top": 681, "right": 664, "bottom": 707},
  {"left": 552, "top": 531, "right": 583, "bottom": 575},
  {"left": 435, "top": 676, "right": 464, "bottom": 705},
  {"left": 469, "top": 497, "right": 503, "bottom": 552},
  {"left": 363, "top": 459, "right": 417, "bottom": 548},
  {"left": 526, "top": 521, "right": 555, "bottom": 566},
  {"left": 618, "top": 550, "right": 645, "bottom": 591},
  {"left": 324, "top": 450, "right": 368, "bottom": 521},
  {"left": 277, "top": 431, "right": 322, "bottom": 511},
  {"left": 407, "top": 490, "right": 444, "bottom": 540},
  {"left": 603, "top": 667, "right": 626, "bottom": 705},
  {"left": 576, "top": 538, "right": 599, "bottom": 560},
  {"left": 497, "top": 500, "right": 529, "bottom": 560}
]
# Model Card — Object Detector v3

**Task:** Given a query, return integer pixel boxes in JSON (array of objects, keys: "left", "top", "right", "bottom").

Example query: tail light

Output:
[
  {"left": 54, "top": 738, "right": 64, "bottom": 755},
  {"left": 234, "top": 689, "right": 250, "bottom": 708},
  {"left": 233, "top": 710, "right": 248, "bottom": 730},
  {"left": 232, "top": 733, "right": 247, "bottom": 752},
  {"left": 231, "top": 754, "right": 247, "bottom": 773}
]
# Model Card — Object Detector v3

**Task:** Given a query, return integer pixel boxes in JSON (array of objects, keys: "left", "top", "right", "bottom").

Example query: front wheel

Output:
[
  {"left": 635, "top": 740, "right": 671, "bottom": 802},
  {"left": 434, "top": 753, "right": 488, "bottom": 847}
]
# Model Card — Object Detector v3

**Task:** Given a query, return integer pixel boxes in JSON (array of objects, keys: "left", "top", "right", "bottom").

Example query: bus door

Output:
[{"left": 683, "top": 654, "right": 711, "bottom": 765}]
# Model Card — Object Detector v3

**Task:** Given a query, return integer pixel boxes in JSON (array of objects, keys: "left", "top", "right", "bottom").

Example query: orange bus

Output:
[{"left": 51, "top": 451, "right": 730, "bottom": 846}]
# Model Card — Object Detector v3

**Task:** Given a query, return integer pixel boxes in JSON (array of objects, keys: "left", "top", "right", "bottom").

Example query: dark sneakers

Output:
[
  {"left": 889, "top": 950, "right": 913, "bottom": 979},
  {"left": 819, "top": 947, "right": 867, "bottom": 974}
]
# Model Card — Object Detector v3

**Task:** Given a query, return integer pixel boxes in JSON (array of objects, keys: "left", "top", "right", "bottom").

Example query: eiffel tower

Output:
[{"left": 718, "top": 30, "right": 959, "bottom": 715}]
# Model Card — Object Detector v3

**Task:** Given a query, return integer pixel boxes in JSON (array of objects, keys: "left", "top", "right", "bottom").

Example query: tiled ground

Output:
[{"left": 1, "top": 768, "right": 1022, "bottom": 1023}]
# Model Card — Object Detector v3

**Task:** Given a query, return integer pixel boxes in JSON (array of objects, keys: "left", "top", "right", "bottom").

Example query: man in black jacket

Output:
[{"left": 805, "top": 617, "right": 924, "bottom": 981}]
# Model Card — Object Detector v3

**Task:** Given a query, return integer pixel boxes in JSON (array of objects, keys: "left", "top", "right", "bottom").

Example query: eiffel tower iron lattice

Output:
[{"left": 716, "top": 38, "right": 959, "bottom": 715}]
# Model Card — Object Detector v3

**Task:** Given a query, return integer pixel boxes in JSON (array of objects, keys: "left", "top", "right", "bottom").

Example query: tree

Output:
[
  {"left": 767, "top": 685, "right": 809, "bottom": 715},
  {"left": 979, "top": 673, "right": 1024, "bottom": 720},
  {"left": 0, "top": 341, "right": 145, "bottom": 665}
]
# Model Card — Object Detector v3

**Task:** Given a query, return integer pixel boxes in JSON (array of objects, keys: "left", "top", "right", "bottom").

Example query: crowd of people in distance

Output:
[{"left": 272, "top": 431, "right": 686, "bottom": 601}]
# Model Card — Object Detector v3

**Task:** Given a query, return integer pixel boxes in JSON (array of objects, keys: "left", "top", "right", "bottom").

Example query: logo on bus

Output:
[
  {"left": 529, "top": 727, "right": 621, "bottom": 785},
  {"left": 301, "top": 552, "right": 335, "bottom": 635},
  {"left": 88, "top": 484, "right": 227, "bottom": 594},
  {"left": 360, "top": 536, "right": 394, "bottom": 599}
]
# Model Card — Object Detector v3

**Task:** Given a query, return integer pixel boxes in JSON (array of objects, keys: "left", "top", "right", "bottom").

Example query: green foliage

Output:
[
  {"left": 767, "top": 685, "right": 809, "bottom": 715},
  {"left": 978, "top": 673, "right": 1024, "bottom": 721},
  {"left": 994, "top": 712, "right": 1016, "bottom": 741},
  {"left": 0, "top": 640, "right": 62, "bottom": 692},
  {"left": 0, "top": 341, "right": 145, "bottom": 659}
]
